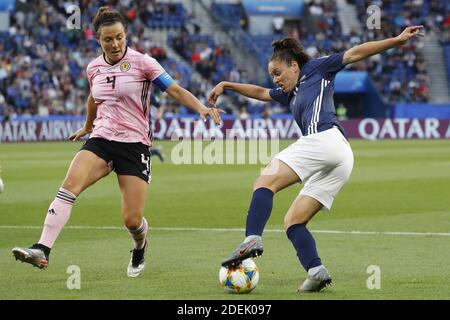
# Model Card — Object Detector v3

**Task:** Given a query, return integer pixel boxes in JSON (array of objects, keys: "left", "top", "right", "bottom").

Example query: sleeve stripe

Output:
[{"left": 141, "top": 80, "right": 150, "bottom": 115}]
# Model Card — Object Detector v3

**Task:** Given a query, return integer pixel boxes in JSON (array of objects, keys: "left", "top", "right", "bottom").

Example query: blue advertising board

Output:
[
  {"left": 241, "top": 0, "right": 304, "bottom": 16},
  {"left": 0, "top": 0, "right": 15, "bottom": 11},
  {"left": 335, "top": 71, "right": 368, "bottom": 93}
]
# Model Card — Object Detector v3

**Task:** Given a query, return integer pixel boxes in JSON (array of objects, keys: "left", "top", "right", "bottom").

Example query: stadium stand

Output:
[
  {"left": 1, "top": 0, "right": 449, "bottom": 120},
  {"left": 210, "top": 0, "right": 450, "bottom": 104}
]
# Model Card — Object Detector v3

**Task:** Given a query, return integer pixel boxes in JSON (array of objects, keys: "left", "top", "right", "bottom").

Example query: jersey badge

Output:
[{"left": 120, "top": 61, "right": 131, "bottom": 72}]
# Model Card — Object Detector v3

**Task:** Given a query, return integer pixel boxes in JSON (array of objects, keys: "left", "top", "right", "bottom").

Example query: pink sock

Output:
[
  {"left": 127, "top": 218, "right": 148, "bottom": 250},
  {"left": 38, "top": 188, "right": 76, "bottom": 248}
]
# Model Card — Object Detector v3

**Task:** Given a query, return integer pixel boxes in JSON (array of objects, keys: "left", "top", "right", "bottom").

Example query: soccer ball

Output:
[
  {"left": 0, "top": 177, "right": 4, "bottom": 194},
  {"left": 219, "top": 258, "right": 259, "bottom": 294}
]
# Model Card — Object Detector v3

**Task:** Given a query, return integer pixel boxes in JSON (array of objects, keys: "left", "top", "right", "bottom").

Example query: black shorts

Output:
[{"left": 81, "top": 138, "right": 152, "bottom": 183}]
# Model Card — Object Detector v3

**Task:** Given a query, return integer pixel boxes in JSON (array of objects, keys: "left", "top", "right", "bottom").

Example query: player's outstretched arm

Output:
[
  {"left": 69, "top": 93, "right": 96, "bottom": 141},
  {"left": 343, "top": 25, "right": 424, "bottom": 65},
  {"left": 208, "top": 81, "right": 272, "bottom": 107},
  {"left": 165, "top": 82, "right": 225, "bottom": 125}
]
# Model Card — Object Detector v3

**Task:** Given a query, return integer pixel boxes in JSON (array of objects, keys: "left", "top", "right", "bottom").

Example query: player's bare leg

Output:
[
  {"left": 12, "top": 150, "right": 111, "bottom": 269},
  {"left": 118, "top": 175, "right": 149, "bottom": 277}
]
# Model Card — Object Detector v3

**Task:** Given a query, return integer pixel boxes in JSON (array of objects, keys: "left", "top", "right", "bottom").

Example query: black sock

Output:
[{"left": 32, "top": 243, "right": 51, "bottom": 260}]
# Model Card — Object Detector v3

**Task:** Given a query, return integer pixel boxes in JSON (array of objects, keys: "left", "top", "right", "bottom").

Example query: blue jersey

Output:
[{"left": 270, "top": 52, "right": 346, "bottom": 138}]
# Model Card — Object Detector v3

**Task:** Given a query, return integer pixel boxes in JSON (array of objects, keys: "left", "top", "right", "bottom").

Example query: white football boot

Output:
[
  {"left": 12, "top": 245, "right": 49, "bottom": 269},
  {"left": 127, "top": 240, "right": 148, "bottom": 277},
  {"left": 298, "top": 265, "right": 332, "bottom": 292}
]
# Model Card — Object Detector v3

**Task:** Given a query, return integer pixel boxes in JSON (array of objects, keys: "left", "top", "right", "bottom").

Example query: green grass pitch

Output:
[{"left": 0, "top": 139, "right": 449, "bottom": 299}]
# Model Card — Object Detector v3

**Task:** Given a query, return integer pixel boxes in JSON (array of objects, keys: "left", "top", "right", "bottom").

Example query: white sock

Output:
[{"left": 244, "top": 235, "right": 261, "bottom": 243}]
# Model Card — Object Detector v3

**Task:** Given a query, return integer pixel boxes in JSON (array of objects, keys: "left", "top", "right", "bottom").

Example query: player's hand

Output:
[
  {"left": 199, "top": 107, "right": 226, "bottom": 125},
  {"left": 208, "top": 82, "right": 225, "bottom": 107},
  {"left": 396, "top": 26, "right": 425, "bottom": 45},
  {"left": 69, "top": 127, "right": 92, "bottom": 141}
]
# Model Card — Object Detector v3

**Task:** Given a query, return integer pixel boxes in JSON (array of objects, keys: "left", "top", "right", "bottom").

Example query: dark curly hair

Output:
[
  {"left": 92, "top": 6, "right": 128, "bottom": 39},
  {"left": 271, "top": 38, "right": 311, "bottom": 69}
]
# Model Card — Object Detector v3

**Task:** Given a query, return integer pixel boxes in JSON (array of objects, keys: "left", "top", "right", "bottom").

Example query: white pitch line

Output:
[{"left": 0, "top": 225, "right": 449, "bottom": 237}]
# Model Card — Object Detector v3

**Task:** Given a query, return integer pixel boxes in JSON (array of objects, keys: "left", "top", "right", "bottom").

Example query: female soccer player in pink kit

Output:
[{"left": 12, "top": 7, "right": 223, "bottom": 277}]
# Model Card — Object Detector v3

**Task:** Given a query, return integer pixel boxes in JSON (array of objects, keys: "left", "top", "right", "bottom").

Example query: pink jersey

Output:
[{"left": 86, "top": 47, "right": 174, "bottom": 146}]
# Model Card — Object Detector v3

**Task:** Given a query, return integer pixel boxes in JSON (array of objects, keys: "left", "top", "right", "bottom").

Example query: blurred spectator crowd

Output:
[
  {"left": 212, "top": 0, "right": 450, "bottom": 104},
  {"left": 1, "top": 0, "right": 450, "bottom": 120},
  {"left": 348, "top": 0, "right": 449, "bottom": 103}
]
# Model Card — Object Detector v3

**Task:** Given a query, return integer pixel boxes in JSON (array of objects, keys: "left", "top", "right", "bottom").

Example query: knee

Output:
[
  {"left": 283, "top": 213, "right": 308, "bottom": 231},
  {"left": 253, "top": 176, "right": 276, "bottom": 193},
  {"left": 283, "top": 215, "right": 294, "bottom": 231},
  {"left": 124, "top": 215, "right": 142, "bottom": 230},
  {"left": 61, "top": 177, "right": 81, "bottom": 196}
]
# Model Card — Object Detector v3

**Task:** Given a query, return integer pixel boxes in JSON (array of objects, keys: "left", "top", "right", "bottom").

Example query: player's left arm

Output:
[
  {"left": 165, "top": 82, "right": 225, "bottom": 125},
  {"left": 342, "top": 25, "right": 424, "bottom": 65}
]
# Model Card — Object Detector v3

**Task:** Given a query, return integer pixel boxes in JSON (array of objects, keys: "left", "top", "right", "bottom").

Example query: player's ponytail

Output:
[
  {"left": 92, "top": 6, "right": 128, "bottom": 39},
  {"left": 271, "top": 38, "right": 310, "bottom": 69}
]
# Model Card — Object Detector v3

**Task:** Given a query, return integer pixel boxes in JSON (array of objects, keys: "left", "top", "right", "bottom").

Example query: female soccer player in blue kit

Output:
[{"left": 208, "top": 26, "right": 424, "bottom": 292}]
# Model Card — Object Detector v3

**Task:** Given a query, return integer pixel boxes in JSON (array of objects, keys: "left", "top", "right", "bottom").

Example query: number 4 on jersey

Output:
[{"left": 106, "top": 76, "right": 116, "bottom": 89}]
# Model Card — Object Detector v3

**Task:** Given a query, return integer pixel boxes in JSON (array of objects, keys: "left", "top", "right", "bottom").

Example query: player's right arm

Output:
[
  {"left": 69, "top": 93, "right": 96, "bottom": 141},
  {"left": 208, "top": 81, "right": 272, "bottom": 106}
]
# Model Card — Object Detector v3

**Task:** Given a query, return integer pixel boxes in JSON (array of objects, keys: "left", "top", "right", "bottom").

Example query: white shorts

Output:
[{"left": 275, "top": 127, "right": 354, "bottom": 210}]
